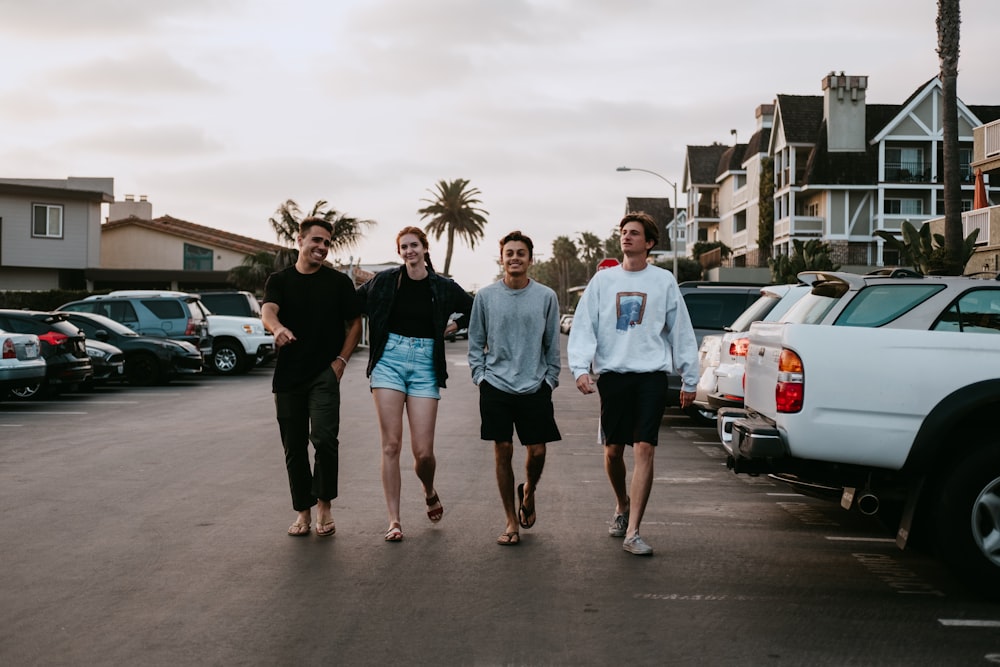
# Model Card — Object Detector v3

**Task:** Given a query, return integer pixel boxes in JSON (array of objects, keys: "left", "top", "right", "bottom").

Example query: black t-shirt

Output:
[
  {"left": 388, "top": 271, "right": 435, "bottom": 339},
  {"left": 263, "top": 265, "right": 361, "bottom": 392}
]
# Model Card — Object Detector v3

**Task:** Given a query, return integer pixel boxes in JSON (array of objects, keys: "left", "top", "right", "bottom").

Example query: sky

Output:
[{"left": 1, "top": 0, "right": 998, "bottom": 291}]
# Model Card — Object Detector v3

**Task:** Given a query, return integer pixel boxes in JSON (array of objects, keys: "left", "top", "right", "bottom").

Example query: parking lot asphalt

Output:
[{"left": 2, "top": 338, "right": 998, "bottom": 666}]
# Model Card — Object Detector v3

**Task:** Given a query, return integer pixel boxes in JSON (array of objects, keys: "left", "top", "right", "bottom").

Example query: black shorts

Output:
[
  {"left": 597, "top": 371, "right": 668, "bottom": 446},
  {"left": 479, "top": 380, "right": 561, "bottom": 446}
]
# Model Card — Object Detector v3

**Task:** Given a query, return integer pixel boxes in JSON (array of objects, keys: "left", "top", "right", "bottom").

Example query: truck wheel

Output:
[
  {"left": 212, "top": 340, "right": 246, "bottom": 375},
  {"left": 933, "top": 447, "right": 1000, "bottom": 598}
]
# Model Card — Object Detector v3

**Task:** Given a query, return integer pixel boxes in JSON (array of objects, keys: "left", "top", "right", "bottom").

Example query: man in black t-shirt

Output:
[{"left": 262, "top": 217, "right": 363, "bottom": 538}]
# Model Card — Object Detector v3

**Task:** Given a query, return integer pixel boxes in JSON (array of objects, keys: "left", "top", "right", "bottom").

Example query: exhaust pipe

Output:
[{"left": 856, "top": 492, "right": 879, "bottom": 516}]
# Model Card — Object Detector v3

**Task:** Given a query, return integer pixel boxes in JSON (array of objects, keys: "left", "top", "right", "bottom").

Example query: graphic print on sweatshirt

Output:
[{"left": 615, "top": 292, "right": 647, "bottom": 334}]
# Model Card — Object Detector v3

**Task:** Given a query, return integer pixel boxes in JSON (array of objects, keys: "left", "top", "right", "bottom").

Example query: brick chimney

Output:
[{"left": 823, "top": 72, "right": 867, "bottom": 152}]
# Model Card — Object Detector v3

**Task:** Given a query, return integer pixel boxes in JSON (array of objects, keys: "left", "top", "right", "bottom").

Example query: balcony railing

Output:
[
  {"left": 964, "top": 208, "right": 991, "bottom": 245},
  {"left": 987, "top": 121, "right": 1000, "bottom": 159},
  {"left": 885, "top": 161, "right": 929, "bottom": 183}
]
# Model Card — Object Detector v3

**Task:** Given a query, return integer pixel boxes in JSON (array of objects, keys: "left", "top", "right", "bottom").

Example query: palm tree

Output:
[
  {"left": 227, "top": 199, "right": 375, "bottom": 293},
  {"left": 576, "top": 231, "right": 603, "bottom": 279},
  {"left": 938, "top": 0, "right": 963, "bottom": 273},
  {"left": 418, "top": 179, "right": 489, "bottom": 276},
  {"left": 552, "top": 236, "right": 578, "bottom": 306}
]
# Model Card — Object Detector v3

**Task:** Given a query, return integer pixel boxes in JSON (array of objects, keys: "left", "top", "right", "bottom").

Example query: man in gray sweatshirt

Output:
[{"left": 469, "top": 230, "right": 562, "bottom": 546}]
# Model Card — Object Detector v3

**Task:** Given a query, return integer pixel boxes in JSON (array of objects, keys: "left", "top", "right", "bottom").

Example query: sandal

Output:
[
  {"left": 316, "top": 519, "right": 336, "bottom": 537},
  {"left": 287, "top": 521, "right": 311, "bottom": 537},
  {"left": 385, "top": 524, "right": 403, "bottom": 542},
  {"left": 497, "top": 531, "right": 520, "bottom": 546},
  {"left": 425, "top": 492, "right": 444, "bottom": 523},
  {"left": 517, "top": 483, "right": 536, "bottom": 529}
]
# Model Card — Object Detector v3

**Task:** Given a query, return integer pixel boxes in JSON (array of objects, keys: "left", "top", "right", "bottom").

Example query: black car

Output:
[
  {"left": 84, "top": 338, "right": 125, "bottom": 386},
  {"left": 0, "top": 310, "right": 93, "bottom": 398},
  {"left": 58, "top": 311, "right": 204, "bottom": 386}
]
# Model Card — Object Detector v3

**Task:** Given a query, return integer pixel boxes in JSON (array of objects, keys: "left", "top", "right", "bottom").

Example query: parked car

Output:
[
  {"left": 59, "top": 311, "right": 203, "bottom": 385},
  {"left": 703, "top": 284, "right": 811, "bottom": 414},
  {"left": 83, "top": 338, "right": 125, "bottom": 387},
  {"left": 196, "top": 291, "right": 262, "bottom": 318},
  {"left": 559, "top": 314, "right": 574, "bottom": 334},
  {"left": 0, "top": 328, "right": 46, "bottom": 397},
  {"left": 58, "top": 292, "right": 212, "bottom": 355},
  {"left": 0, "top": 310, "right": 93, "bottom": 399},
  {"left": 67, "top": 290, "right": 271, "bottom": 375},
  {"left": 673, "top": 282, "right": 767, "bottom": 424}
]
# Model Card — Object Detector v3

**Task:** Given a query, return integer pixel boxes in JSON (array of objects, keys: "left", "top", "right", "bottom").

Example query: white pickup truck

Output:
[{"left": 718, "top": 273, "right": 1000, "bottom": 597}]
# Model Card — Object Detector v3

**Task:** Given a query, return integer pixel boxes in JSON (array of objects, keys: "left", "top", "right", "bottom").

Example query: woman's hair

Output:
[{"left": 396, "top": 226, "right": 435, "bottom": 272}]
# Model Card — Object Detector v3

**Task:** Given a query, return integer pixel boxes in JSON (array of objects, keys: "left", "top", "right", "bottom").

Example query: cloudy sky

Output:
[{"left": 1, "top": 0, "right": 997, "bottom": 290}]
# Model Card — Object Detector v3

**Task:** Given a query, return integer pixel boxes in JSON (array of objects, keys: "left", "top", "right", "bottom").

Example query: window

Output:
[
  {"left": 886, "top": 147, "right": 924, "bottom": 181},
  {"left": 884, "top": 199, "right": 923, "bottom": 215},
  {"left": 183, "top": 243, "right": 213, "bottom": 271},
  {"left": 835, "top": 284, "right": 944, "bottom": 327},
  {"left": 935, "top": 197, "right": 972, "bottom": 213},
  {"left": 934, "top": 289, "right": 1000, "bottom": 334},
  {"left": 32, "top": 204, "right": 63, "bottom": 238}
]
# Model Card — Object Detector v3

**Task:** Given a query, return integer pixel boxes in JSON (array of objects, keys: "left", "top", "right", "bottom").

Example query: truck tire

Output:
[
  {"left": 933, "top": 446, "right": 1000, "bottom": 598},
  {"left": 212, "top": 339, "right": 247, "bottom": 375}
]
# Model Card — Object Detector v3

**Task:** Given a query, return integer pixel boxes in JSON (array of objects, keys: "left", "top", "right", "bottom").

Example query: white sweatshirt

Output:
[{"left": 567, "top": 264, "right": 699, "bottom": 392}]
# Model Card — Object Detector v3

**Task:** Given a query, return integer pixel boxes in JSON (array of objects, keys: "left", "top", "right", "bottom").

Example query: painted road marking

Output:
[
  {"left": 852, "top": 553, "right": 944, "bottom": 596},
  {"left": 696, "top": 445, "right": 726, "bottom": 458},
  {"left": 939, "top": 619, "right": 1000, "bottom": 628},
  {"left": 0, "top": 411, "right": 86, "bottom": 415},
  {"left": 826, "top": 536, "right": 895, "bottom": 543}
]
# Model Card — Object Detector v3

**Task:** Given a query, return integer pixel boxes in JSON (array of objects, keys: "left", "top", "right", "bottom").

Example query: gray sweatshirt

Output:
[{"left": 468, "top": 279, "right": 561, "bottom": 394}]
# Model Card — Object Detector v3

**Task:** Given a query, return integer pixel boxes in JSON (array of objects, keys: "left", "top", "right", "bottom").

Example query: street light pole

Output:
[{"left": 616, "top": 166, "right": 679, "bottom": 276}]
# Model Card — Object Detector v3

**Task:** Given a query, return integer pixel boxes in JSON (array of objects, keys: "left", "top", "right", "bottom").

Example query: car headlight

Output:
[{"left": 86, "top": 348, "right": 107, "bottom": 360}]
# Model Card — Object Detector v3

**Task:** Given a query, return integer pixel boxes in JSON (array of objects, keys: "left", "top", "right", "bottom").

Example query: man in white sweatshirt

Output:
[
  {"left": 568, "top": 212, "right": 698, "bottom": 556},
  {"left": 469, "top": 231, "right": 562, "bottom": 546}
]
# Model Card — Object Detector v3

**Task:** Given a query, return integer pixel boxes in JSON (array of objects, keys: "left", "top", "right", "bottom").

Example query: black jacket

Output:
[{"left": 357, "top": 266, "right": 473, "bottom": 388}]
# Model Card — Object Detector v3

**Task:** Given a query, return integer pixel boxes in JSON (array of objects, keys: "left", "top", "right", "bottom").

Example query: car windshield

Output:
[{"left": 62, "top": 312, "right": 139, "bottom": 336}]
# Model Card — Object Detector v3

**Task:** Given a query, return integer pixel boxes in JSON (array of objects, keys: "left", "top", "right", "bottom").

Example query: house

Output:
[
  {"left": 92, "top": 196, "right": 284, "bottom": 291},
  {"left": 691, "top": 72, "right": 1000, "bottom": 275},
  {"left": 0, "top": 177, "right": 114, "bottom": 290}
]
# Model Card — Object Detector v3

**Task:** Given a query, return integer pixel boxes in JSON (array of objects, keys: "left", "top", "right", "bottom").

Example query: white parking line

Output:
[
  {"left": 825, "top": 536, "right": 896, "bottom": 543},
  {"left": 939, "top": 619, "right": 1000, "bottom": 628},
  {"left": 0, "top": 411, "right": 86, "bottom": 415}
]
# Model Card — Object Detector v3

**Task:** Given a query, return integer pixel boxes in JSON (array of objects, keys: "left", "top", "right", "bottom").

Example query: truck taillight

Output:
[
  {"left": 729, "top": 337, "right": 750, "bottom": 357},
  {"left": 775, "top": 348, "right": 804, "bottom": 413},
  {"left": 185, "top": 319, "right": 198, "bottom": 336},
  {"left": 2, "top": 338, "right": 14, "bottom": 359}
]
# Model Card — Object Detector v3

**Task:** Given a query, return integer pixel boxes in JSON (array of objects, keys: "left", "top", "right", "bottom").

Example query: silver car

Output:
[{"left": 0, "top": 328, "right": 46, "bottom": 396}]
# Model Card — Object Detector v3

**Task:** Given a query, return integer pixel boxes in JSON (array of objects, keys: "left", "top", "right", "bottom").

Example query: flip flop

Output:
[
  {"left": 316, "top": 519, "right": 336, "bottom": 537},
  {"left": 497, "top": 531, "right": 520, "bottom": 545},
  {"left": 517, "top": 483, "right": 536, "bottom": 529},
  {"left": 384, "top": 524, "right": 403, "bottom": 542},
  {"left": 287, "top": 521, "right": 311, "bottom": 537}
]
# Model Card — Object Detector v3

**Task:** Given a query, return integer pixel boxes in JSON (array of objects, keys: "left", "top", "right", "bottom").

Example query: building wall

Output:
[
  {"left": 0, "top": 266, "right": 60, "bottom": 290},
  {"left": 0, "top": 195, "right": 99, "bottom": 270},
  {"left": 101, "top": 226, "right": 250, "bottom": 270}
]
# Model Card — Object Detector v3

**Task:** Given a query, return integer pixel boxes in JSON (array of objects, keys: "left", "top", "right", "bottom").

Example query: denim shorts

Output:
[{"left": 370, "top": 333, "right": 440, "bottom": 399}]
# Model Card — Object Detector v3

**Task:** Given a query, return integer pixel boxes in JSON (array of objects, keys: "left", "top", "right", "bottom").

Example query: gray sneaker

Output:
[
  {"left": 608, "top": 510, "right": 629, "bottom": 537},
  {"left": 622, "top": 533, "right": 653, "bottom": 556}
]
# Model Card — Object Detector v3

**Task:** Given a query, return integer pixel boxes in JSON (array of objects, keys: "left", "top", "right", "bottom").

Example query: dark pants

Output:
[{"left": 275, "top": 366, "right": 341, "bottom": 511}]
